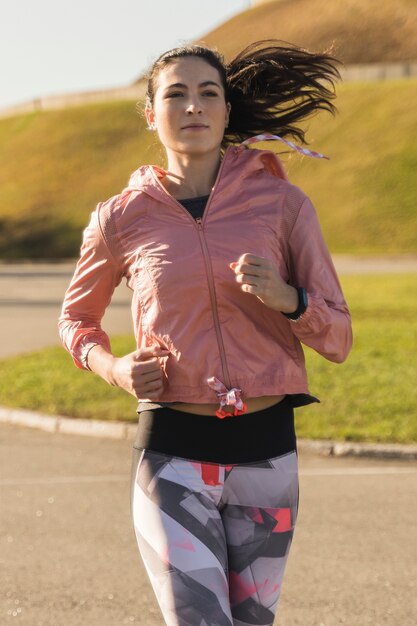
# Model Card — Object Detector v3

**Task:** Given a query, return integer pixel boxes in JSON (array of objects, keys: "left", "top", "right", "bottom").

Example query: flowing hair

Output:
[{"left": 145, "top": 40, "right": 341, "bottom": 149}]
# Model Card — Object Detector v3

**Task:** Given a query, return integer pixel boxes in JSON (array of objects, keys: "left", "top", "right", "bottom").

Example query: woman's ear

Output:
[{"left": 145, "top": 107, "right": 156, "bottom": 130}]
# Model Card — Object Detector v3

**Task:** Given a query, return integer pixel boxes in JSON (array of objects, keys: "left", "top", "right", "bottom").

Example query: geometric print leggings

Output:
[{"left": 131, "top": 448, "right": 299, "bottom": 626}]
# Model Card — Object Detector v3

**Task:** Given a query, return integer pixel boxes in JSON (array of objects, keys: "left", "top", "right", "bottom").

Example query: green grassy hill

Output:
[
  {"left": 194, "top": 0, "right": 417, "bottom": 64},
  {"left": 284, "top": 79, "right": 417, "bottom": 252},
  {"left": 0, "top": 102, "right": 160, "bottom": 258},
  {"left": 0, "top": 79, "right": 416, "bottom": 258}
]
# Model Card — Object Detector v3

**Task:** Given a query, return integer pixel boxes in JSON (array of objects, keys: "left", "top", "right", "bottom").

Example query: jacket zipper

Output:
[
  {"left": 150, "top": 149, "right": 235, "bottom": 390},
  {"left": 193, "top": 151, "right": 233, "bottom": 389},
  {"left": 195, "top": 215, "right": 232, "bottom": 389}
]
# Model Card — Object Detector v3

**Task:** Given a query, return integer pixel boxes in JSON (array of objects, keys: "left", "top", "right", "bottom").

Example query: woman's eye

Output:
[
  {"left": 166, "top": 92, "right": 183, "bottom": 98},
  {"left": 203, "top": 91, "right": 218, "bottom": 97}
]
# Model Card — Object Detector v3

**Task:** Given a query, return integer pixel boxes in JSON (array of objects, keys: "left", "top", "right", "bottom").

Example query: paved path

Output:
[
  {"left": 1, "top": 421, "right": 416, "bottom": 626},
  {"left": 1, "top": 256, "right": 416, "bottom": 358}
]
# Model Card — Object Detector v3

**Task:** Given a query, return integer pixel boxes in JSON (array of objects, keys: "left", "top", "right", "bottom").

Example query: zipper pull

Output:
[{"left": 195, "top": 217, "right": 203, "bottom": 228}]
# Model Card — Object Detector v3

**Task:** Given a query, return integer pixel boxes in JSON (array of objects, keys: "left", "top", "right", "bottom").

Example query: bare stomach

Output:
[{"left": 169, "top": 394, "right": 286, "bottom": 416}]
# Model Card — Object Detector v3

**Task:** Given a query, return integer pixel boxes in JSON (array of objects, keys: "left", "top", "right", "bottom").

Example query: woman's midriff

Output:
[{"left": 168, "top": 394, "right": 286, "bottom": 415}]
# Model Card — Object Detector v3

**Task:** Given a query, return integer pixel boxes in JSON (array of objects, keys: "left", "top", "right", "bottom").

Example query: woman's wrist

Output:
[
  {"left": 87, "top": 345, "right": 119, "bottom": 386},
  {"left": 282, "top": 287, "right": 308, "bottom": 320},
  {"left": 277, "top": 284, "right": 299, "bottom": 314}
]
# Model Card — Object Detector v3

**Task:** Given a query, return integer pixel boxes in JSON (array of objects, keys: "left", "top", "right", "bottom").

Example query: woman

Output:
[{"left": 59, "top": 41, "right": 352, "bottom": 626}]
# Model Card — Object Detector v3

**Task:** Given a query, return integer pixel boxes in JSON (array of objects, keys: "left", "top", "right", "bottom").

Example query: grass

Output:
[
  {"left": 198, "top": 0, "right": 417, "bottom": 65},
  {"left": 0, "top": 334, "right": 137, "bottom": 422},
  {"left": 0, "top": 79, "right": 417, "bottom": 258},
  {"left": 0, "top": 273, "right": 416, "bottom": 444},
  {"left": 295, "top": 274, "right": 417, "bottom": 442},
  {"left": 251, "top": 79, "right": 417, "bottom": 254},
  {"left": 0, "top": 101, "right": 163, "bottom": 258}
]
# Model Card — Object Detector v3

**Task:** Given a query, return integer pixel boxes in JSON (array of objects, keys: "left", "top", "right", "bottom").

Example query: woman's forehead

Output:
[{"left": 155, "top": 57, "right": 222, "bottom": 89}]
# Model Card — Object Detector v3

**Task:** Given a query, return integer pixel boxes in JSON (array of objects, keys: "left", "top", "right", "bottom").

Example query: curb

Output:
[
  {"left": 0, "top": 406, "right": 137, "bottom": 441},
  {"left": 296, "top": 438, "right": 417, "bottom": 461},
  {"left": 1, "top": 406, "right": 417, "bottom": 461}
]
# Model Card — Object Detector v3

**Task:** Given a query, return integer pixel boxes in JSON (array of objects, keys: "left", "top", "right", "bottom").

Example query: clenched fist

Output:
[
  {"left": 229, "top": 253, "right": 298, "bottom": 313},
  {"left": 110, "top": 346, "right": 169, "bottom": 400}
]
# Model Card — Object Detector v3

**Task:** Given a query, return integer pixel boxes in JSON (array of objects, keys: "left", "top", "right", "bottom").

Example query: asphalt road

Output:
[{"left": 1, "top": 422, "right": 416, "bottom": 626}]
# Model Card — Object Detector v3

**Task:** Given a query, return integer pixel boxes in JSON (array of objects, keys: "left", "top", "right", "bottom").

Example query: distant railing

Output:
[
  {"left": 1, "top": 61, "right": 416, "bottom": 119},
  {"left": 340, "top": 61, "right": 417, "bottom": 82},
  {"left": 0, "top": 81, "right": 147, "bottom": 119}
]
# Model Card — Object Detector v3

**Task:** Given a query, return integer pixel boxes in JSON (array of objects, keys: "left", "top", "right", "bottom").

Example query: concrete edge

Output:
[
  {"left": 296, "top": 438, "right": 417, "bottom": 461},
  {"left": 0, "top": 406, "right": 137, "bottom": 441},
  {"left": 1, "top": 406, "right": 416, "bottom": 461}
]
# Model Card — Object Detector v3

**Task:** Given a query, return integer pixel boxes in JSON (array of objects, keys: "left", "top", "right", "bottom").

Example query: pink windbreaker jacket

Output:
[{"left": 58, "top": 145, "right": 352, "bottom": 411}]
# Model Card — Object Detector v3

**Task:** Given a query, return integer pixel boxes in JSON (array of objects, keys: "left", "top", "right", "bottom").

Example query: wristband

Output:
[{"left": 282, "top": 287, "right": 308, "bottom": 321}]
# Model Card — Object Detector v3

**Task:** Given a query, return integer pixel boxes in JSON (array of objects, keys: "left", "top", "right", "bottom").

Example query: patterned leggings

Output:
[{"left": 131, "top": 447, "right": 299, "bottom": 626}]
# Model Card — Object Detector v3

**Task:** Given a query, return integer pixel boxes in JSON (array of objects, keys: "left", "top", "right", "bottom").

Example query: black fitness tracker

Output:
[{"left": 282, "top": 287, "right": 308, "bottom": 321}]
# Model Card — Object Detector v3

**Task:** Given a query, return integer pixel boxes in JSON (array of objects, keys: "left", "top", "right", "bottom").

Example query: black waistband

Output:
[{"left": 133, "top": 396, "right": 296, "bottom": 464}]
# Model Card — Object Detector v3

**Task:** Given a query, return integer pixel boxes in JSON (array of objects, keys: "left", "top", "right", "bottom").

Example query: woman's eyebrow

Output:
[
  {"left": 165, "top": 80, "right": 221, "bottom": 90},
  {"left": 199, "top": 81, "right": 221, "bottom": 88}
]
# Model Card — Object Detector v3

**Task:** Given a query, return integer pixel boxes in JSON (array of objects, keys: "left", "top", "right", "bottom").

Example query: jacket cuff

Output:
[
  {"left": 74, "top": 334, "right": 112, "bottom": 370},
  {"left": 286, "top": 292, "right": 326, "bottom": 330}
]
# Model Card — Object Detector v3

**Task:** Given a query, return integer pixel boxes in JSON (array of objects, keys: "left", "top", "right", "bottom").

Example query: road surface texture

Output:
[{"left": 1, "top": 422, "right": 416, "bottom": 626}]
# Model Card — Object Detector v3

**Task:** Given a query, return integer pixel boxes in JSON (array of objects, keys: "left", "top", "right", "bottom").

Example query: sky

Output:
[{"left": 1, "top": 0, "right": 250, "bottom": 110}]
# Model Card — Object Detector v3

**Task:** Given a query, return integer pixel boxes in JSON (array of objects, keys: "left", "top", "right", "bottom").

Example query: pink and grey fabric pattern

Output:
[{"left": 131, "top": 449, "right": 299, "bottom": 626}]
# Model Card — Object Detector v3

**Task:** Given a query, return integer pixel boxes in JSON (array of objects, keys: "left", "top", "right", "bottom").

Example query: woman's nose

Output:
[{"left": 185, "top": 98, "right": 202, "bottom": 114}]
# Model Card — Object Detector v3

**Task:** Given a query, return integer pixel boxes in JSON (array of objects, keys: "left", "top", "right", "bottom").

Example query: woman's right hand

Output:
[{"left": 110, "top": 347, "right": 170, "bottom": 400}]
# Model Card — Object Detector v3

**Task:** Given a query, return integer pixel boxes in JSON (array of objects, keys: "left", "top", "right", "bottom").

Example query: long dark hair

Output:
[{"left": 146, "top": 40, "right": 341, "bottom": 148}]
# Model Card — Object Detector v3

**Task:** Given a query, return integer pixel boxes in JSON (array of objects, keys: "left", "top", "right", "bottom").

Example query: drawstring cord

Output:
[
  {"left": 241, "top": 133, "right": 329, "bottom": 160},
  {"left": 207, "top": 377, "right": 247, "bottom": 419}
]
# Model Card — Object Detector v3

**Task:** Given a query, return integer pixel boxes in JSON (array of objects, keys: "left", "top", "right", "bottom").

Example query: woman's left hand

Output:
[{"left": 229, "top": 253, "right": 298, "bottom": 313}]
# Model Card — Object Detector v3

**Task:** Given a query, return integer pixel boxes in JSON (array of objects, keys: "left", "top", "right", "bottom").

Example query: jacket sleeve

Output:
[
  {"left": 58, "top": 204, "right": 124, "bottom": 370},
  {"left": 285, "top": 194, "right": 352, "bottom": 363}
]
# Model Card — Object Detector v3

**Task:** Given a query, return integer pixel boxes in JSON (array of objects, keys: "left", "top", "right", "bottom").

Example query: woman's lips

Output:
[{"left": 181, "top": 124, "right": 208, "bottom": 130}]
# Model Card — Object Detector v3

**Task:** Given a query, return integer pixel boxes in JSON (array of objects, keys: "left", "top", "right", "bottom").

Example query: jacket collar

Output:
[
  {"left": 125, "top": 143, "right": 291, "bottom": 204},
  {"left": 126, "top": 133, "right": 325, "bottom": 197}
]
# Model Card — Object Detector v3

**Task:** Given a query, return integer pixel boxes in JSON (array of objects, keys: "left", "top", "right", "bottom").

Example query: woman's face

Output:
[{"left": 146, "top": 56, "right": 231, "bottom": 159}]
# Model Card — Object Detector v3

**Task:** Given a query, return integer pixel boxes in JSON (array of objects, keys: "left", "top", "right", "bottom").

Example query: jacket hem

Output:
[{"left": 140, "top": 380, "right": 314, "bottom": 404}]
